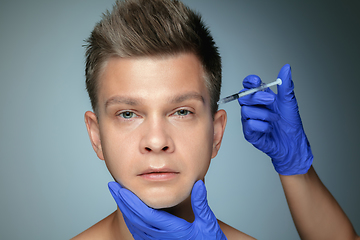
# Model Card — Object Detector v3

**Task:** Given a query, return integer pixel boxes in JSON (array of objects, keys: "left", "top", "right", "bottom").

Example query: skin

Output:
[{"left": 74, "top": 53, "right": 255, "bottom": 239}]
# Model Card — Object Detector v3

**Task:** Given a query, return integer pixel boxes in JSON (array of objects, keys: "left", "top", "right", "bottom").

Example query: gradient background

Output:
[{"left": 0, "top": 0, "right": 359, "bottom": 239}]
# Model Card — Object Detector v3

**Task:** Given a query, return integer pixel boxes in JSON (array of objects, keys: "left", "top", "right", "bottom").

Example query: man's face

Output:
[{"left": 85, "top": 53, "right": 226, "bottom": 209}]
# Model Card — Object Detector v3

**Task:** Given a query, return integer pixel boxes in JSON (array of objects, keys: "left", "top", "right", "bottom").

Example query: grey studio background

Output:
[{"left": 0, "top": 0, "right": 359, "bottom": 239}]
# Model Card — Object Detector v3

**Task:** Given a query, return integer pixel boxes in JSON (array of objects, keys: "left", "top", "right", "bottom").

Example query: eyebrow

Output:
[
  {"left": 105, "top": 96, "right": 143, "bottom": 108},
  {"left": 169, "top": 92, "right": 205, "bottom": 104},
  {"left": 105, "top": 92, "right": 205, "bottom": 109}
]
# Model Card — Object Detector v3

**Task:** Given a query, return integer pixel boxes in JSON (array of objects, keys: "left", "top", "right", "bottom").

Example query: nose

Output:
[{"left": 139, "top": 117, "right": 175, "bottom": 154}]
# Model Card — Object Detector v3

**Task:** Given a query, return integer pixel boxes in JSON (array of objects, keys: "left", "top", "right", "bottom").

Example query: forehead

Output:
[{"left": 97, "top": 53, "right": 210, "bottom": 109}]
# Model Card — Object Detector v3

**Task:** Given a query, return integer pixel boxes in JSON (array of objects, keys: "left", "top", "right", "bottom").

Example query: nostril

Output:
[
  {"left": 145, "top": 147, "right": 151, "bottom": 152},
  {"left": 162, "top": 146, "right": 169, "bottom": 151}
]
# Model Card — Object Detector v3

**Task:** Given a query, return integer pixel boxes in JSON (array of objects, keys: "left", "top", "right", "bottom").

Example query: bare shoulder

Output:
[
  {"left": 71, "top": 212, "right": 116, "bottom": 240},
  {"left": 218, "top": 219, "right": 256, "bottom": 240}
]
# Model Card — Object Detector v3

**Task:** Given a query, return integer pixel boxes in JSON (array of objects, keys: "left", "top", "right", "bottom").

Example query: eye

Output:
[
  {"left": 173, "top": 109, "right": 192, "bottom": 116},
  {"left": 118, "top": 111, "right": 137, "bottom": 119}
]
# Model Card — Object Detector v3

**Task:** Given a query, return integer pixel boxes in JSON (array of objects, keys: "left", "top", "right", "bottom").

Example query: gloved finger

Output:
[
  {"left": 242, "top": 119, "right": 273, "bottom": 133},
  {"left": 242, "top": 122, "right": 264, "bottom": 144},
  {"left": 238, "top": 91, "right": 275, "bottom": 106},
  {"left": 191, "top": 180, "right": 216, "bottom": 223},
  {"left": 118, "top": 187, "right": 190, "bottom": 233},
  {"left": 241, "top": 105, "right": 280, "bottom": 122},
  {"left": 108, "top": 182, "right": 157, "bottom": 234},
  {"left": 243, "top": 74, "right": 277, "bottom": 95},
  {"left": 108, "top": 181, "right": 130, "bottom": 214},
  {"left": 108, "top": 181, "right": 122, "bottom": 194},
  {"left": 108, "top": 182, "right": 149, "bottom": 228},
  {"left": 277, "top": 64, "right": 294, "bottom": 102},
  {"left": 243, "top": 74, "right": 262, "bottom": 88},
  {"left": 118, "top": 189, "right": 167, "bottom": 237},
  {"left": 122, "top": 216, "right": 149, "bottom": 240},
  {"left": 191, "top": 180, "right": 227, "bottom": 240},
  {"left": 108, "top": 182, "right": 152, "bottom": 238},
  {"left": 276, "top": 64, "right": 302, "bottom": 125}
]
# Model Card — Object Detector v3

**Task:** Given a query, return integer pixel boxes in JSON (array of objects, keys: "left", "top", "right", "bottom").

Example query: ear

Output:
[
  {"left": 211, "top": 109, "right": 227, "bottom": 158},
  {"left": 84, "top": 111, "right": 105, "bottom": 160}
]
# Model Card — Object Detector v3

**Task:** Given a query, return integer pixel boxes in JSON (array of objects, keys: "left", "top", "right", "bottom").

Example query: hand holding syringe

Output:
[
  {"left": 235, "top": 64, "right": 313, "bottom": 175},
  {"left": 217, "top": 78, "right": 282, "bottom": 104}
]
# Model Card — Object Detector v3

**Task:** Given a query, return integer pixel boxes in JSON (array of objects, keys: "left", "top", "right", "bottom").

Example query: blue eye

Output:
[
  {"left": 119, "top": 111, "right": 136, "bottom": 119},
  {"left": 174, "top": 109, "right": 192, "bottom": 116}
]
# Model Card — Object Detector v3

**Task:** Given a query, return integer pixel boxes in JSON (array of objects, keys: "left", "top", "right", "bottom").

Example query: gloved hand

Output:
[
  {"left": 108, "top": 180, "right": 227, "bottom": 240},
  {"left": 238, "top": 64, "right": 313, "bottom": 175}
]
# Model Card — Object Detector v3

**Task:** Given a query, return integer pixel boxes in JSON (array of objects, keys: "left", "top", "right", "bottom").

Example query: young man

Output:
[
  {"left": 73, "top": 0, "right": 247, "bottom": 238},
  {"left": 73, "top": 0, "right": 359, "bottom": 239}
]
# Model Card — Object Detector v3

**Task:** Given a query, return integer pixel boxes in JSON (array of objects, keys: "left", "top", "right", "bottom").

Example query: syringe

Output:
[{"left": 217, "top": 78, "right": 282, "bottom": 105}]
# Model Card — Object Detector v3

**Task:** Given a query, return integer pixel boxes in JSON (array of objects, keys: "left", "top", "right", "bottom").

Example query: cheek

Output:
[
  {"left": 100, "top": 125, "right": 138, "bottom": 184},
  {"left": 179, "top": 122, "right": 214, "bottom": 177}
]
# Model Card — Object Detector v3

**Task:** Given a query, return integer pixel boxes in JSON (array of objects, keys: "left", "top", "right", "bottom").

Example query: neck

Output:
[{"left": 112, "top": 209, "right": 134, "bottom": 240}]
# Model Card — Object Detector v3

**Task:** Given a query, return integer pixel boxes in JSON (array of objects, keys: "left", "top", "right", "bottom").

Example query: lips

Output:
[{"left": 138, "top": 168, "right": 179, "bottom": 181}]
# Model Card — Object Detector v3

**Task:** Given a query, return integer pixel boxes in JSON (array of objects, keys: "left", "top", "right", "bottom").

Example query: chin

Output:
[
  {"left": 136, "top": 187, "right": 191, "bottom": 209},
  {"left": 146, "top": 201, "right": 176, "bottom": 209}
]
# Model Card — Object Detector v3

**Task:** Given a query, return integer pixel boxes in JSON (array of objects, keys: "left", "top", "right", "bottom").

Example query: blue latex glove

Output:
[
  {"left": 108, "top": 180, "right": 227, "bottom": 240},
  {"left": 238, "top": 64, "right": 313, "bottom": 175}
]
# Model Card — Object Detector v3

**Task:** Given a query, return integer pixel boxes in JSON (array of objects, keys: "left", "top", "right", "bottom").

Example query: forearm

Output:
[{"left": 280, "top": 165, "right": 359, "bottom": 240}]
